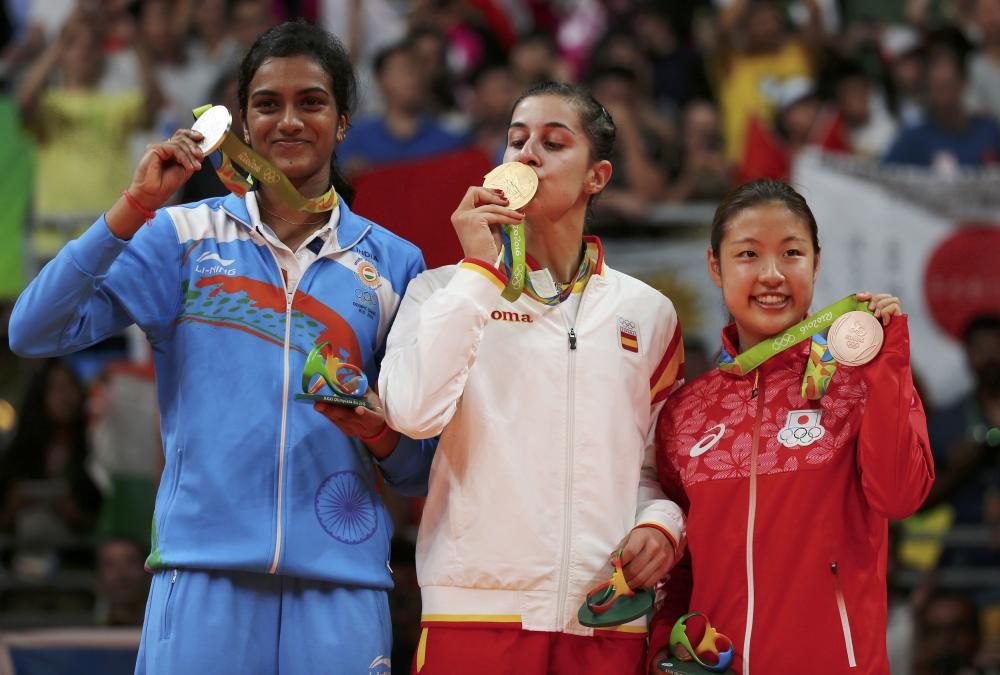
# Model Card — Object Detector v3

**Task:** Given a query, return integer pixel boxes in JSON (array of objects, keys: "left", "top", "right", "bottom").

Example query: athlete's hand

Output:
[
  {"left": 856, "top": 291, "right": 902, "bottom": 326},
  {"left": 314, "top": 390, "right": 400, "bottom": 460},
  {"left": 649, "top": 648, "right": 670, "bottom": 674},
  {"left": 613, "top": 527, "right": 676, "bottom": 590},
  {"left": 451, "top": 186, "right": 524, "bottom": 262},
  {"left": 126, "top": 128, "right": 205, "bottom": 211}
]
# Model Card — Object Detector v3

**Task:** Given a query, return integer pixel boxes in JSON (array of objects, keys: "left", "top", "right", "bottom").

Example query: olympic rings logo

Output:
[{"left": 772, "top": 333, "right": 796, "bottom": 350}]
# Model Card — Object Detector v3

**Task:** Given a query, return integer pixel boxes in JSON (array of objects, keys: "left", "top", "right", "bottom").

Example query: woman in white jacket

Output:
[{"left": 378, "top": 82, "right": 686, "bottom": 675}]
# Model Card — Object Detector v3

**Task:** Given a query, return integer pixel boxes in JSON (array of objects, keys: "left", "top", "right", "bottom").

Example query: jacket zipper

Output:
[
  {"left": 162, "top": 568, "right": 178, "bottom": 639},
  {"left": 556, "top": 293, "right": 585, "bottom": 626},
  {"left": 267, "top": 248, "right": 297, "bottom": 574},
  {"left": 831, "top": 562, "right": 858, "bottom": 667},
  {"left": 743, "top": 369, "right": 762, "bottom": 675}
]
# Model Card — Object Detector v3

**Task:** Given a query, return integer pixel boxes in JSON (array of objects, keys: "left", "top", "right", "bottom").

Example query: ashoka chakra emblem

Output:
[{"left": 314, "top": 471, "right": 378, "bottom": 544}]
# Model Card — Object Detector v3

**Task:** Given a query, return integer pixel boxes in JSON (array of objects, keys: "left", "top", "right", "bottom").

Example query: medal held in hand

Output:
[
  {"left": 482, "top": 163, "right": 538, "bottom": 302},
  {"left": 826, "top": 310, "right": 884, "bottom": 366},
  {"left": 294, "top": 342, "right": 374, "bottom": 410},
  {"left": 191, "top": 104, "right": 339, "bottom": 213}
]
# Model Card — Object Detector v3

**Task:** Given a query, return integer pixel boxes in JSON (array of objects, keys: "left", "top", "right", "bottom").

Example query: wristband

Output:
[
  {"left": 358, "top": 423, "right": 391, "bottom": 444},
  {"left": 633, "top": 522, "right": 680, "bottom": 556},
  {"left": 121, "top": 190, "right": 156, "bottom": 225}
]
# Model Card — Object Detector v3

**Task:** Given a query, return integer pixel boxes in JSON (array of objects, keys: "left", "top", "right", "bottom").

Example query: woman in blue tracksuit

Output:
[{"left": 8, "top": 22, "right": 433, "bottom": 675}]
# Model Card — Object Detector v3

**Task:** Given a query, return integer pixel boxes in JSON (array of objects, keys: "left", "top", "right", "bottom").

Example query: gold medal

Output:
[
  {"left": 483, "top": 162, "right": 538, "bottom": 210},
  {"left": 827, "top": 310, "right": 884, "bottom": 366}
]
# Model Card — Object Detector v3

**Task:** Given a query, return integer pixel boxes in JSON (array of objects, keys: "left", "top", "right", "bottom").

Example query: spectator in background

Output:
[
  {"left": 884, "top": 46, "right": 1000, "bottom": 170},
  {"left": 409, "top": 0, "right": 507, "bottom": 85},
  {"left": 94, "top": 536, "right": 149, "bottom": 626},
  {"left": 232, "top": 0, "right": 274, "bottom": 54},
  {"left": 0, "top": 360, "right": 102, "bottom": 576},
  {"left": 821, "top": 58, "right": 898, "bottom": 158},
  {"left": 716, "top": 0, "right": 822, "bottom": 166},
  {"left": 632, "top": 2, "right": 713, "bottom": 120},
  {"left": 923, "top": 316, "right": 1000, "bottom": 570},
  {"left": 185, "top": 0, "right": 241, "bottom": 71},
  {"left": 737, "top": 76, "right": 822, "bottom": 181},
  {"left": 16, "top": 12, "right": 158, "bottom": 222},
  {"left": 667, "top": 100, "right": 734, "bottom": 203},
  {"left": 508, "top": 31, "right": 572, "bottom": 90},
  {"left": 588, "top": 64, "right": 672, "bottom": 222},
  {"left": 138, "top": 0, "right": 227, "bottom": 138},
  {"left": 915, "top": 589, "right": 990, "bottom": 675},
  {"left": 466, "top": 61, "right": 518, "bottom": 165},
  {"left": 880, "top": 25, "right": 928, "bottom": 127},
  {"left": 337, "top": 40, "right": 468, "bottom": 176},
  {"left": 408, "top": 25, "right": 458, "bottom": 120},
  {"left": 967, "top": 0, "right": 1000, "bottom": 123}
]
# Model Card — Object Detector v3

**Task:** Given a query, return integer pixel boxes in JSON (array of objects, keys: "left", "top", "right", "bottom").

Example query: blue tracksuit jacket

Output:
[{"left": 9, "top": 192, "right": 435, "bottom": 589}]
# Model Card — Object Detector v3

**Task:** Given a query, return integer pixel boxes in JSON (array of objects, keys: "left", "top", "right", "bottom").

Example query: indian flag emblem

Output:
[
  {"left": 357, "top": 261, "right": 381, "bottom": 289},
  {"left": 618, "top": 317, "right": 639, "bottom": 353}
]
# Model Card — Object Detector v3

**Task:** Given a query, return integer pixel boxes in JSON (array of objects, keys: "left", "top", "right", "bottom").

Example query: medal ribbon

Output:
[
  {"left": 717, "top": 295, "right": 873, "bottom": 376},
  {"left": 801, "top": 334, "right": 837, "bottom": 400},
  {"left": 499, "top": 222, "right": 527, "bottom": 301},
  {"left": 499, "top": 229, "right": 596, "bottom": 305},
  {"left": 192, "top": 105, "right": 339, "bottom": 213}
]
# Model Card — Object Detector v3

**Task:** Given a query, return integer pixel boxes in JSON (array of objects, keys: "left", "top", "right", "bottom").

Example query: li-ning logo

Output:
[
  {"left": 368, "top": 656, "right": 391, "bottom": 674},
  {"left": 195, "top": 251, "right": 236, "bottom": 276},
  {"left": 778, "top": 410, "right": 826, "bottom": 447},
  {"left": 689, "top": 423, "right": 726, "bottom": 457},
  {"left": 491, "top": 310, "right": 533, "bottom": 323}
]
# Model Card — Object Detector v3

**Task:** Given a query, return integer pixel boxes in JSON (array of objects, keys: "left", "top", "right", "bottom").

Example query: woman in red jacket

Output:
[{"left": 650, "top": 179, "right": 934, "bottom": 674}]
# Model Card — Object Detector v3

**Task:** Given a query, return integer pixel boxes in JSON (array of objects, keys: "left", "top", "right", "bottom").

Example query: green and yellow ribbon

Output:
[
  {"left": 717, "top": 295, "right": 875, "bottom": 399},
  {"left": 192, "top": 104, "right": 338, "bottom": 213}
]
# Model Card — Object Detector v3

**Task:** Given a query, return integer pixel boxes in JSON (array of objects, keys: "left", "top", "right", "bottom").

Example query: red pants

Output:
[{"left": 411, "top": 624, "right": 646, "bottom": 675}]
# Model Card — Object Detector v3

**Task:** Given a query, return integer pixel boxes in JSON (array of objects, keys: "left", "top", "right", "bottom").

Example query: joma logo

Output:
[{"left": 491, "top": 310, "right": 533, "bottom": 323}]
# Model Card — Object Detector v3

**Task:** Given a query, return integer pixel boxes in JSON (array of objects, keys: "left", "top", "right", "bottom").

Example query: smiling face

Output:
[
  {"left": 503, "top": 94, "right": 611, "bottom": 222},
  {"left": 708, "top": 202, "right": 820, "bottom": 350},
  {"left": 243, "top": 55, "right": 346, "bottom": 193}
]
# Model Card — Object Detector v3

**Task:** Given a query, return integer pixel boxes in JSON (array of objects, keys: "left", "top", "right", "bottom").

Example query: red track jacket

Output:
[{"left": 651, "top": 317, "right": 934, "bottom": 674}]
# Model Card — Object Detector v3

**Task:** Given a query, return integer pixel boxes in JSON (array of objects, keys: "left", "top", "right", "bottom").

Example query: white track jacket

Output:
[{"left": 379, "top": 238, "right": 685, "bottom": 636}]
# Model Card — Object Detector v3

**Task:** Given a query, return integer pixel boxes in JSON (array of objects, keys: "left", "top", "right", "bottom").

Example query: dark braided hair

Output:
[
  {"left": 710, "top": 179, "right": 820, "bottom": 257},
  {"left": 238, "top": 21, "right": 358, "bottom": 205},
  {"left": 511, "top": 81, "right": 616, "bottom": 163}
]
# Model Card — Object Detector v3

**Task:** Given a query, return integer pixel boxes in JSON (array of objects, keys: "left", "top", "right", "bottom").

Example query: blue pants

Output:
[{"left": 135, "top": 568, "right": 392, "bottom": 674}]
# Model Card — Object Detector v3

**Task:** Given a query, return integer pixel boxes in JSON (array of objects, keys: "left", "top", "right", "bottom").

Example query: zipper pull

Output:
[
  {"left": 568, "top": 328, "right": 577, "bottom": 350},
  {"left": 830, "top": 561, "right": 838, "bottom": 574},
  {"left": 750, "top": 370, "right": 760, "bottom": 399}
]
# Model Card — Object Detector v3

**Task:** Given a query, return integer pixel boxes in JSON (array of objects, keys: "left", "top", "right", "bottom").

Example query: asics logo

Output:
[
  {"left": 690, "top": 423, "right": 726, "bottom": 457},
  {"left": 196, "top": 252, "right": 235, "bottom": 266}
]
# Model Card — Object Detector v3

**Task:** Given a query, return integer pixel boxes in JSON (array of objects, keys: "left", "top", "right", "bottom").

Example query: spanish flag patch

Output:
[{"left": 618, "top": 317, "right": 639, "bottom": 353}]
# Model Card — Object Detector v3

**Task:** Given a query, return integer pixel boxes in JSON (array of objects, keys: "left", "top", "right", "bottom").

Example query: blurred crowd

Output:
[
  {"left": 3, "top": 0, "right": 1000, "bottom": 226},
  {"left": 0, "top": 1, "right": 999, "bottom": 674}
]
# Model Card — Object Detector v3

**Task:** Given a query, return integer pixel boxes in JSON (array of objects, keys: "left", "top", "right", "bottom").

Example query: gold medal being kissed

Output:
[{"left": 483, "top": 162, "right": 538, "bottom": 210}]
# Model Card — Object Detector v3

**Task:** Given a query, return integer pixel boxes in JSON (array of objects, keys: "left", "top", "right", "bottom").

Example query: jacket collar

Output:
[
  {"left": 523, "top": 234, "right": 606, "bottom": 277},
  {"left": 222, "top": 190, "right": 371, "bottom": 253}
]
